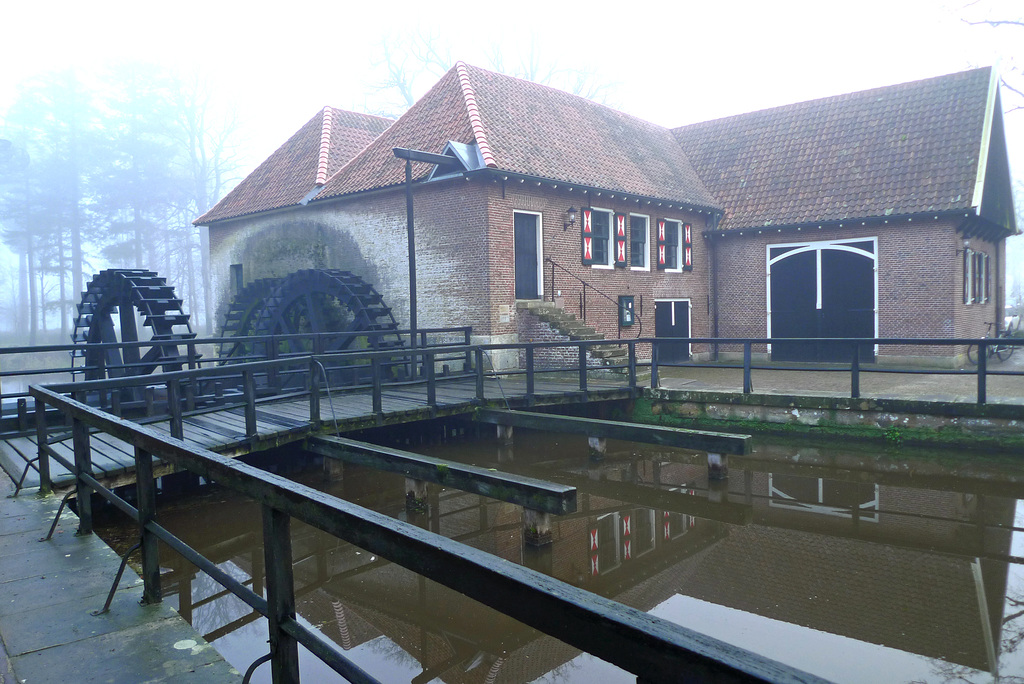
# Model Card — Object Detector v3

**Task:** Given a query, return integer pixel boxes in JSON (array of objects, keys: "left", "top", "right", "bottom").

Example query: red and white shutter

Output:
[
  {"left": 683, "top": 222, "right": 693, "bottom": 271},
  {"left": 656, "top": 219, "right": 667, "bottom": 270},
  {"left": 614, "top": 213, "right": 627, "bottom": 267},
  {"left": 581, "top": 209, "right": 595, "bottom": 265}
]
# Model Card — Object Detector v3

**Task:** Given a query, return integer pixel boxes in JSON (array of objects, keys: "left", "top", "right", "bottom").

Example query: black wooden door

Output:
[
  {"left": 771, "top": 248, "right": 874, "bottom": 362},
  {"left": 654, "top": 300, "right": 690, "bottom": 363},
  {"left": 514, "top": 213, "right": 539, "bottom": 299},
  {"left": 770, "top": 250, "right": 817, "bottom": 361}
]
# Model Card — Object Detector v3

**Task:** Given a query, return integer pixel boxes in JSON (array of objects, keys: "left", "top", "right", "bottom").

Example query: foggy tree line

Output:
[{"left": 0, "top": 65, "right": 239, "bottom": 345}]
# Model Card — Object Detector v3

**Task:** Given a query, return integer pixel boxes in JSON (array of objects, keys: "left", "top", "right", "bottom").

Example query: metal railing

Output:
[
  {"left": 0, "top": 327, "right": 471, "bottom": 427},
  {"left": 27, "top": 384, "right": 822, "bottom": 684},
  {"left": 545, "top": 257, "right": 642, "bottom": 337}
]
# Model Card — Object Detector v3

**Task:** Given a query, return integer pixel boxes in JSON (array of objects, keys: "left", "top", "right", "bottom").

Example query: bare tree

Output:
[{"left": 367, "top": 30, "right": 616, "bottom": 117}]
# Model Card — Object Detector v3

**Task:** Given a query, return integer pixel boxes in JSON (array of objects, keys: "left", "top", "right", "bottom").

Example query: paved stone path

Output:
[{"left": 0, "top": 476, "right": 239, "bottom": 683}]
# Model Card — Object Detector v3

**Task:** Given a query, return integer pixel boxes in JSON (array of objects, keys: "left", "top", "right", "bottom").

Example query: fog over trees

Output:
[
  {"left": 0, "top": 8, "right": 1022, "bottom": 343},
  {"left": 0, "top": 65, "right": 239, "bottom": 344}
]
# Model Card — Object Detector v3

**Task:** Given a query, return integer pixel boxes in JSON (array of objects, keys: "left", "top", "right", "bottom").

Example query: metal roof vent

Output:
[{"left": 427, "top": 141, "right": 486, "bottom": 181}]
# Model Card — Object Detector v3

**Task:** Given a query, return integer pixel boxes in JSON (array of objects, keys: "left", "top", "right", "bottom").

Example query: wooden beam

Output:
[
  {"left": 474, "top": 409, "right": 751, "bottom": 455},
  {"left": 305, "top": 435, "right": 577, "bottom": 515}
]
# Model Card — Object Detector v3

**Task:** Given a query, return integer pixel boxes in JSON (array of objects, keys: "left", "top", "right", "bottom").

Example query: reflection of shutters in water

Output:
[
  {"left": 769, "top": 240, "right": 876, "bottom": 362},
  {"left": 589, "top": 513, "right": 620, "bottom": 576}
]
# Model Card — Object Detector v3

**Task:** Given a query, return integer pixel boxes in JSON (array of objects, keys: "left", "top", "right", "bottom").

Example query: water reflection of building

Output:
[{"left": 147, "top": 442, "right": 1018, "bottom": 683}]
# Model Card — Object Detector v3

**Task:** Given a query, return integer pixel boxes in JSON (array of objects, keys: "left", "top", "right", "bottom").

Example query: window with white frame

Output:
[
  {"left": 964, "top": 249, "right": 990, "bottom": 304},
  {"left": 657, "top": 219, "right": 682, "bottom": 271},
  {"left": 630, "top": 215, "right": 649, "bottom": 269},
  {"left": 588, "top": 208, "right": 612, "bottom": 267}
]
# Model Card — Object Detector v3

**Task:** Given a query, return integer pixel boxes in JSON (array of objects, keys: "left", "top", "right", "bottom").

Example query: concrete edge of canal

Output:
[
  {"left": 0, "top": 477, "right": 241, "bottom": 683},
  {"left": 638, "top": 389, "right": 1024, "bottom": 451}
]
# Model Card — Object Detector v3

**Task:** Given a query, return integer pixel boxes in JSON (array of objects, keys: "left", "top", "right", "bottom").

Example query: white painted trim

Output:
[
  {"left": 629, "top": 213, "right": 651, "bottom": 271},
  {"left": 588, "top": 206, "right": 615, "bottom": 269},
  {"left": 765, "top": 237, "right": 879, "bottom": 348},
  {"left": 970, "top": 67, "right": 1000, "bottom": 212},
  {"left": 663, "top": 219, "right": 683, "bottom": 273},
  {"left": 513, "top": 210, "right": 544, "bottom": 299},
  {"left": 654, "top": 298, "right": 692, "bottom": 357}
]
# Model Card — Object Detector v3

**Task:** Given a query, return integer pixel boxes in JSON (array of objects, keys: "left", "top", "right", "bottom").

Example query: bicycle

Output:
[{"left": 967, "top": 320, "right": 1019, "bottom": 365}]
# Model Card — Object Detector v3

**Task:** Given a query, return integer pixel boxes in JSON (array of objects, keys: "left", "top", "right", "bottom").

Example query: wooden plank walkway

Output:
[{"left": 1, "top": 375, "right": 632, "bottom": 492}]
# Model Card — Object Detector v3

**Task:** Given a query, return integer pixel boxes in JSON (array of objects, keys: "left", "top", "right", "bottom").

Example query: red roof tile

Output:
[
  {"left": 196, "top": 108, "right": 392, "bottom": 225},
  {"left": 317, "top": 63, "right": 720, "bottom": 209},
  {"left": 673, "top": 68, "right": 994, "bottom": 230}
]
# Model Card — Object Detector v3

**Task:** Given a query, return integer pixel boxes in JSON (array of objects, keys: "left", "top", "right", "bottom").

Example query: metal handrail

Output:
[
  {"left": 544, "top": 257, "right": 642, "bottom": 337},
  {"left": 28, "top": 384, "right": 823, "bottom": 684}
]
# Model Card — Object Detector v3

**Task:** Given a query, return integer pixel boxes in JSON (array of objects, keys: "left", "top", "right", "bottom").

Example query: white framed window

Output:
[
  {"left": 964, "top": 249, "right": 989, "bottom": 304},
  {"left": 588, "top": 207, "right": 613, "bottom": 269},
  {"left": 630, "top": 214, "right": 649, "bottom": 270},
  {"left": 657, "top": 219, "right": 683, "bottom": 272}
]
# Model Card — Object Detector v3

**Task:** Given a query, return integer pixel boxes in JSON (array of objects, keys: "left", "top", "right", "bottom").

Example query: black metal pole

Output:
[{"left": 405, "top": 159, "right": 417, "bottom": 354}]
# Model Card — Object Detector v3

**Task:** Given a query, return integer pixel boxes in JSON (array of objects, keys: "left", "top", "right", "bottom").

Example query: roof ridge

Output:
[
  {"left": 455, "top": 61, "right": 497, "bottom": 168},
  {"left": 315, "top": 106, "right": 334, "bottom": 186},
  {"left": 675, "top": 66, "right": 993, "bottom": 133}
]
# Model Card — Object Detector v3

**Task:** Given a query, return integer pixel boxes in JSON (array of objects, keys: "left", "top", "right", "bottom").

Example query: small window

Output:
[
  {"left": 590, "top": 209, "right": 612, "bottom": 267},
  {"left": 657, "top": 219, "right": 681, "bottom": 271},
  {"left": 630, "top": 215, "right": 649, "bottom": 269},
  {"left": 230, "top": 264, "right": 244, "bottom": 295}
]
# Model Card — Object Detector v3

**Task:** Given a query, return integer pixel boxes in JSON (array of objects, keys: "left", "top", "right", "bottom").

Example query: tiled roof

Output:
[
  {"left": 316, "top": 67, "right": 479, "bottom": 198},
  {"left": 317, "top": 63, "right": 720, "bottom": 209},
  {"left": 672, "top": 67, "right": 994, "bottom": 231},
  {"left": 195, "top": 107, "right": 392, "bottom": 225}
]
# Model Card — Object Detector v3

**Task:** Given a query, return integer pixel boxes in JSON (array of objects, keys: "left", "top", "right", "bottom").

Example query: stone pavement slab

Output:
[{"left": 0, "top": 475, "right": 239, "bottom": 683}]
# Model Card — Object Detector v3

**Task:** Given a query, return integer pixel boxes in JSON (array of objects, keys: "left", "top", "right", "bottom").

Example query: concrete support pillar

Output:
[
  {"left": 497, "top": 424, "right": 513, "bottom": 445},
  {"left": 588, "top": 436, "right": 607, "bottom": 461},
  {"left": 323, "top": 457, "right": 344, "bottom": 482},
  {"left": 707, "top": 452, "right": 728, "bottom": 481},
  {"left": 405, "top": 477, "right": 429, "bottom": 513},
  {"left": 708, "top": 478, "right": 729, "bottom": 504},
  {"left": 523, "top": 508, "right": 552, "bottom": 546}
]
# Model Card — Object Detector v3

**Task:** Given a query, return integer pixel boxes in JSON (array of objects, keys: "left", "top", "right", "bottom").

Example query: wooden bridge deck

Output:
[{"left": 0, "top": 374, "right": 632, "bottom": 492}]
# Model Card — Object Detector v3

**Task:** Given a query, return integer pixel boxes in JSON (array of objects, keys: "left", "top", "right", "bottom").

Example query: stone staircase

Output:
[{"left": 516, "top": 300, "right": 628, "bottom": 366}]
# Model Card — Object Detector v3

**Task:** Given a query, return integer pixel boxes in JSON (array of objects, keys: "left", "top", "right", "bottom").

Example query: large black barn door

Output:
[
  {"left": 655, "top": 300, "right": 690, "bottom": 363},
  {"left": 770, "top": 243, "right": 874, "bottom": 362},
  {"left": 514, "top": 213, "right": 540, "bottom": 299}
]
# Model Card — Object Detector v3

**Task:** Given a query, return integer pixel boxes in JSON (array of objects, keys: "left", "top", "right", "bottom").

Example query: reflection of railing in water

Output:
[{"left": 28, "top": 383, "right": 820, "bottom": 683}]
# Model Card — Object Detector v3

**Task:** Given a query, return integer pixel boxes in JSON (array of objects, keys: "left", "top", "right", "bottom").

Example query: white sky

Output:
[
  {"left": 2, "top": 0, "right": 1021, "bottom": 170},
  {"left": 1, "top": 0, "right": 1022, "bottom": 282}
]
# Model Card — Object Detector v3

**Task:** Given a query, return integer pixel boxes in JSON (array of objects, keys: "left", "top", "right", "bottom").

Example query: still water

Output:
[{"left": 95, "top": 426, "right": 1024, "bottom": 683}]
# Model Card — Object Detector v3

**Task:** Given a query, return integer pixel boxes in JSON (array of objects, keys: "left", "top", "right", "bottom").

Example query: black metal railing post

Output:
[
  {"left": 71, "top": 392, "right": 92, "bottom": 535},
  {"left": 626, "top": 339, "right": 634, "bottom": 389},
  {"left": 525, "top": 346, "right": 535, "bottom": 406},
  {"left": 262, "top": 504, "right": 300, "bottom": 683},
  {"left": 135, "top": 446, "right": 161, "bottom": 605},
  {"left": 578, "top": 344, "right": 588, "bottom": 396},
  {"left": 651, "top": 343, "right": 659, "bottom": 389},
  {"left": 978, "top": 343, "right": 987, "bottom": 405},
  {"left": 426, "top": 351, "right": 436, "bottom": 409},
  {"left": 743, "top": 343, "right": 753, "bottom": 394},
  {"left": 34, "top": 397, "right": 51, "bottom": 495},
  {"left": 850, "top": 344, "right": 860, "bottom": 399},
  {"left": 243, "top": 369, "right": 258, "bottom": 439},
  {"left": 267, "top": 341, "right": 279, "bottom": 391},
  {"left": 167, "top": 377, "right": 184, "bottom": 440},
  {"left": 372, "top": 356, "right": 383, "bottom": 416},
  {"left": 309, "top": 357, "right": 321, "bottom": 427},
  {"left": 475, "top": 349, "right": 485, "bottom": 402}
]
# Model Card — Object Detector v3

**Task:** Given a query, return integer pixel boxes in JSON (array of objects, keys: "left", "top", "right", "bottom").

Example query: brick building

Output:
[{"left": 196, "top": 63, "right": 1017, "bottom": 367}]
